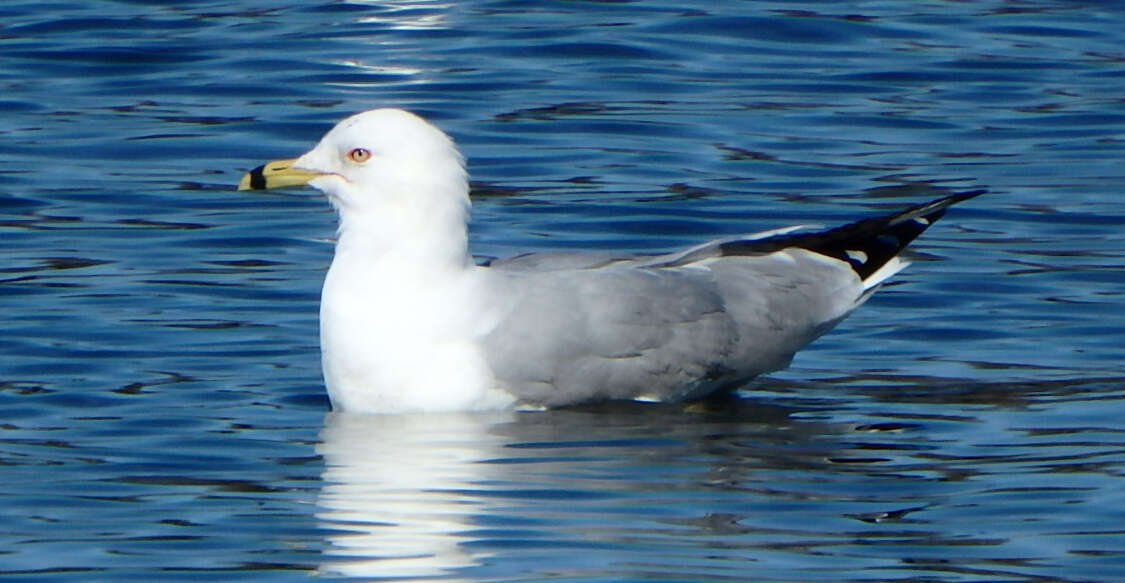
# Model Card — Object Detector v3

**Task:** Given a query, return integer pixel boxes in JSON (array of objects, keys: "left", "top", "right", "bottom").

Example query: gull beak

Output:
[{"left": 237, "top": 158, "right": 325, "bottom": 191}]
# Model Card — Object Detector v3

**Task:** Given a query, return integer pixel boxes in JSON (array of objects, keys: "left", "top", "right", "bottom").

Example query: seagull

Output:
[{"left": 239, "top": 108, "right": 982, "bottom": 414}]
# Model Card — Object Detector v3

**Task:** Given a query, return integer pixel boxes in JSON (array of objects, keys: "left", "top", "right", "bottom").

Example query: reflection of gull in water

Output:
[
  {"left": 316, "top": 412, "right": 509, "bottom": 579},
  {"left": 313, "top": 402, "right": 842, "bottom": 580}
]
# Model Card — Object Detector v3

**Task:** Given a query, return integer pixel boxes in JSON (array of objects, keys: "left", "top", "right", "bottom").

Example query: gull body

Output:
[{"left": 240, "top": 109, "right": 981, "bottom": 414}]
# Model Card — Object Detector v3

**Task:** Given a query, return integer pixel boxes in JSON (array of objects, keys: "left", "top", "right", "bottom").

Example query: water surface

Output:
[{"left": 2, "top": 1, "right": 1123, "bottom": 581}]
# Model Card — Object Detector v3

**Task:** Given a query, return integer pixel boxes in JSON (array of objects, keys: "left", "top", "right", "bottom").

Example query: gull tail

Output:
[{"left": 719, "top": 189, "right": 985, "bottom": 287}]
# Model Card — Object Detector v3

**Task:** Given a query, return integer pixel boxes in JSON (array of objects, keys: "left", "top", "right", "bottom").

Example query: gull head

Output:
[{"left": 239, "top": 108, "right": 468, "bottom": 217}]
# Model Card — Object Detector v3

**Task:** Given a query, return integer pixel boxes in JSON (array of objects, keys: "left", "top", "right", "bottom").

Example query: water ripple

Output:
[{"left": 1, "top": 1, "right": 1123, "bottom": 581}]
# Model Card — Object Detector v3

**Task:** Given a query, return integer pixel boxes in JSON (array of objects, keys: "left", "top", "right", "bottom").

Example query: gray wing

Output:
[
  {"left": 480, "top": 249, "right": 864, "bottom": 407},
  {"left": 481, "top": 189, "right": 985, "bottom": 407}
]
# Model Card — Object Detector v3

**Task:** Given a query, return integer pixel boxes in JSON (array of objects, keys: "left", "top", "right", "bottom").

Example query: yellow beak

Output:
[{"left": 237, "top": 158, "right": 325, "bottom": 191}]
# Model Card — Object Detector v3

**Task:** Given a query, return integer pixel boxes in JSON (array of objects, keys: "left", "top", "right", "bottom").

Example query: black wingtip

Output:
[
  {"left": 893, "top": 189, "right": 986, "bottom": 225},
  {"left": 720, "top": 188, "right": 985, "bottom": 280}
]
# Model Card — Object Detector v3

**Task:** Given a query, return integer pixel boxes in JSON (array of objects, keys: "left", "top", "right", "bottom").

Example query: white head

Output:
[
  {"left": 239, "top": 108, "right": 474, "bottom": 265},
  {"left": 292, "top": 109, "right": 469, "bottom": 217}
]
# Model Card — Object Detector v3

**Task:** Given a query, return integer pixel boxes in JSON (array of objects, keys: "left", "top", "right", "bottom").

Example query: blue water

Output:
[{"left": 2, "top": 1, "right": 1124, "bottom": 581}]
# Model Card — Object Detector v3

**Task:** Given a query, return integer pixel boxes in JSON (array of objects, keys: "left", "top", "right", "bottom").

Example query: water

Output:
[{"left": 2, "top": 1, "right": 1124, "bottom": 581}]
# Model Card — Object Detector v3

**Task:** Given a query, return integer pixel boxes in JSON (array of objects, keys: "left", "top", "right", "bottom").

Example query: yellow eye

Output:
[{"left": 347, "top": 148, "right": 372, "bottom": 163}]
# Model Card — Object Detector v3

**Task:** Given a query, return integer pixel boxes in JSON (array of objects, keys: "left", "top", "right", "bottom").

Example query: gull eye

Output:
[{"left": 347, "top": 148, "right": 372, "bottom": 164}]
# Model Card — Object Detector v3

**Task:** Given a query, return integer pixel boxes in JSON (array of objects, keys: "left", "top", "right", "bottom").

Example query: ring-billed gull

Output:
[{"left": 239, "top": 108, "right": 983, "bottom": 414}]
